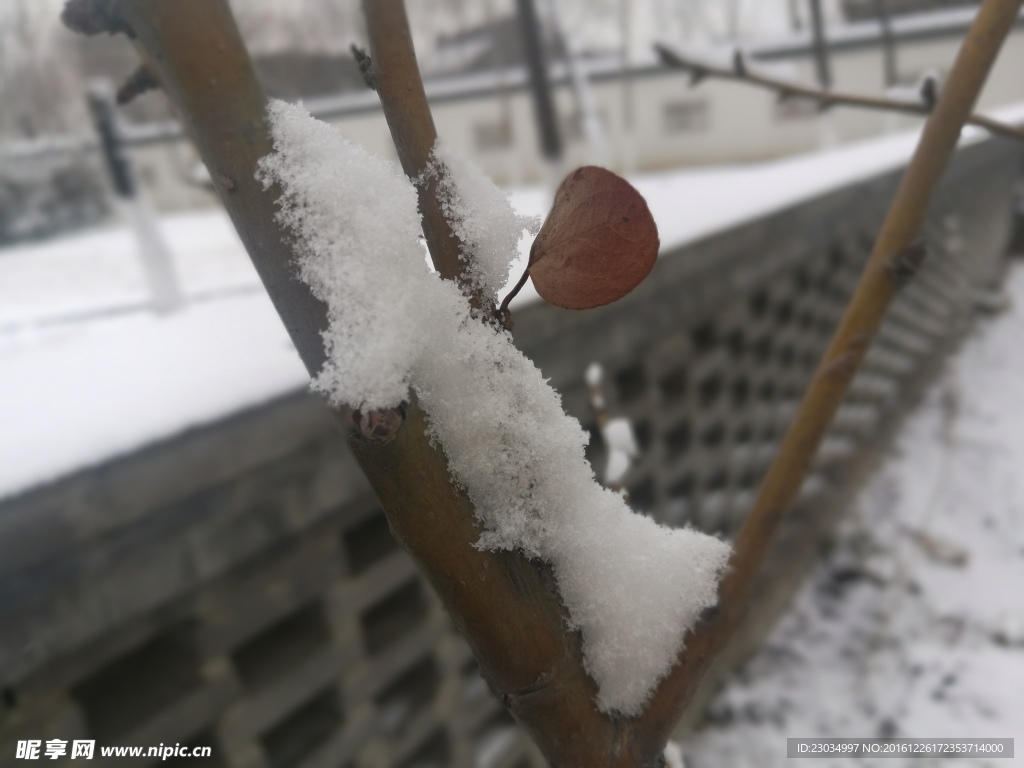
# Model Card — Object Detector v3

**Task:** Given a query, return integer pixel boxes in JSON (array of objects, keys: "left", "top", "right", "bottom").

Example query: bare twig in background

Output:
[
  {"left": 638, "top": 0, "right": 1024, "bottom": 749},
  {"left": 655, "top": 42, "right": 1024, "bottom": 143}
]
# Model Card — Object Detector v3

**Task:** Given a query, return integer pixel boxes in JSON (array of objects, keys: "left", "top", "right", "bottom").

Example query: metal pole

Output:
[
  {"left": 544, "top": 0, "right": 608, "bottom": 165},
  {"left": 87, "top": 80, "right": 183, "bottom": 313},
  {"left": 619, "top": 0, "right": 635, "bottom": 171},
  {"left": 808, "top": 0, "right": 832, "bottom": 89},
  {"left": 86, "top": 83, "right": 137, "bottom": 198},
  {"left": 516, "top": 0, "right": 562, "bottom": 163},
  {"left": 874, "top": 0, "right": 899, "bottom": 87}
]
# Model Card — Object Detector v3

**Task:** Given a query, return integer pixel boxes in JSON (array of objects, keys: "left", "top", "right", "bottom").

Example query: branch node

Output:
[
  {"left": 217, "top": 173, "right": 238, "bottom": 193},
  {"left": 819, "top": 351, "right": 856, "bottom": 382},
  {"left": 61, "top": 0, "right": 133, "bottom": 37},
  {"left": 496, "top": 306, "right": 515, "bottom": 332},
  {"left": 351, "top": 44, "right": 378, "bottom": 91},
  {"left": 116, "top": 64, "right": 160, "bottom": 105},
  {"left": 886, "top": 241, "right": 927, "bottom": 288},
  {"left": 352, "top": 403, "right": 407, "bottom": 443},
  {"left": 697, "top": 603, "right": 720, "bottom": 626}
]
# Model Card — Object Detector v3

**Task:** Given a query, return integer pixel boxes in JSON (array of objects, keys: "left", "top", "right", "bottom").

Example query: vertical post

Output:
[
  {"left": 789, "top": 0, "right": 804, "bottom": 30},
  {"left": 874, "top": 0, "right": 899, "bottom": 87},
  {"left": 516, "top": 0, "right": 562, "bottom": 166},
  {"left": 87, "top": 80, "right": 183, "bottom": 313},
  {"left": 544, "top": 0, "right": 609, "bottom": 166},
  {"left": 483, "top": 0, "right": 518, "bottom": 183},
  {"left": 808, "top": 0, "right": 832, "bottom": 89},
  {"left": 87, "top": 83, "right": 136, "bottom": 198},
  {"left": 725, "top": 0, "right": 741, "bottom": 40},
  {"left": 619, "top": 0, "right": 635, "bottom": 172}
]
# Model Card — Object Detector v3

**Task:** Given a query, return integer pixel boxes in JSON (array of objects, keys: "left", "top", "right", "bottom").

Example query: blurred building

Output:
[
  {"left": 3, "top": 5, "right": 1024, "bottom": 224},
  {"left": 48, "top": 6, "right": 1024, "bottom": 212},
  {"left": 842, "top": 0, "right": 980, "bottom": 20}
]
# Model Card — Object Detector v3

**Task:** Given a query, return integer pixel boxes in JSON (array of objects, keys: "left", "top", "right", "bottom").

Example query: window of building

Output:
[
  {"left": 561, "top": 109, "right": 609, "bottom": 144},
  {"left": 473, "top": 119, "right": 513, "bottom": 151},
  {"left": 774, "top": 95, "right": 821, "bottom": 122},
  {"left": 662, "top": 100, "right": 709, "bottom": 134}
]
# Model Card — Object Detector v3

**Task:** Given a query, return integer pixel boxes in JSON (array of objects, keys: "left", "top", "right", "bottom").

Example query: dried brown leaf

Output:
[{"left": 528, "top": 166, "right": 659, "bottom": 310}]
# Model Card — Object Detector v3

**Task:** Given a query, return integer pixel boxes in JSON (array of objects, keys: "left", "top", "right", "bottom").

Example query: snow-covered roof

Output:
[{"left": 1, "top": 103, "right": 1021, "bottom": 501}]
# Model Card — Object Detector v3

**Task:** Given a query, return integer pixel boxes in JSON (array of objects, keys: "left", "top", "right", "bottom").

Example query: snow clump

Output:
[
  {"left": 257, "top": 100, "right": 730, "bottom": 716},
  {"left": 427, "top": 139, "right": 540, "bottom": 300}
]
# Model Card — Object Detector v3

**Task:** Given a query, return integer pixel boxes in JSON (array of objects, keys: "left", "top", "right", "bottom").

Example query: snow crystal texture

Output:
[
  {"left": 258, "top": 101, "right": 730, "bottom": 716},
  {"left": 428, "top": 139, "right": 540, "bottom": 300}
]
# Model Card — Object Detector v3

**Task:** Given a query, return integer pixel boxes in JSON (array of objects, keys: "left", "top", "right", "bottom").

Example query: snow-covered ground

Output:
[{"left": 684, "top": 265, "right": 1024, "bottom": 767}]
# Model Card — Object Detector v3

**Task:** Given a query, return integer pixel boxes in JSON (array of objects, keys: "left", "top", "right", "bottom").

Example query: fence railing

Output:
[{"left": 0, "top": 136, "right": 1019, "bottom": 768}]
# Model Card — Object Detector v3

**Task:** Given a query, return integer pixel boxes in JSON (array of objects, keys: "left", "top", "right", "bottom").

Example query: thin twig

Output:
[
  {"left": 639, "top": 0, "right": 1024, "bottom": 749},
  {"left": 655, "top": 42, "right": 1024, "bottom": 143},
  {"left": 362, "top": 0, "right": 489, "bottom": 311},
  {"left": 350, "top": 44, "right": 376, "bottom": 90},
  {"left": 360, "top": 3, "right": 648, "bottom": 765},
  {"left": 116, "top": 62, "right": 159, "bottom": 104}
]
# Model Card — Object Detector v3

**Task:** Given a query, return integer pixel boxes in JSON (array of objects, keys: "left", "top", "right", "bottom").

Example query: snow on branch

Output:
[
  {"left": 425, "top": 140, "right": 540, "bottom": 302},
  {"left": 655, "top": 42, "right": 1024, "bottom": 143},
  {"left": 257, "top": 100, "right": 730, "bottom": 716}
]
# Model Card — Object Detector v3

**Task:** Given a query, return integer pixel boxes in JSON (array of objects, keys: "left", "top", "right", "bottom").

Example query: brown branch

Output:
[
  {"left": 655, "top": 41, "right": 1024, "bottom": 143},
  {"left": 63, "top": 0, "right": 1020, "bottom": 763},
  {"left": 116, "top": 62, "right": 159, "bottom": 104},
  {"left": 65, "top": 0, "right": 642, "bottom": 764},
  {"left": 638, "top": 0, "right": 1024, "bottom": 749},
  {"left": 359, "top": 1, "right": 651, "bottom": 764},
  {"left": 362, "top": 0, "right": 489, "bottom": 311}
]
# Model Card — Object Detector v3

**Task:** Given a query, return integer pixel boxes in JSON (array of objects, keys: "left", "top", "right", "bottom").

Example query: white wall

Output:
[{"left": 129, "top": 25, "right": 1024, "bottom": 211}]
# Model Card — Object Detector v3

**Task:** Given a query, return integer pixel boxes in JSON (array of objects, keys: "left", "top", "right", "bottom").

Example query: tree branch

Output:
[
  {"left": 638, "top": 0, "right": 1024, "bottom": 748},
  {"left": 65, "top": 0, "right": 642, "bottom": 764},
  {"left": 362, "top": 0, "right": 487, "bottom": 309},
  {"left": 655, "top": 41, "right": 1024, "bottom": 143},
  {"left": 62, "top": 0, "right": 1021, "bottom": 763},
  {"left": 358, "top": 2, "right": 653, "bottom": 764}
]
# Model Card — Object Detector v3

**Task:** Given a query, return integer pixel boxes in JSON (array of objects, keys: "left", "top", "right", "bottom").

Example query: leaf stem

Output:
[{"left": 499, "top": 264, "right": 532, "bottom": 318}]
